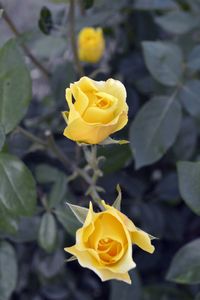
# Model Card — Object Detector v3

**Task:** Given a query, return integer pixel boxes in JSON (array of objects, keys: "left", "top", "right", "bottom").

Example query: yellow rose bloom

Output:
[
  {"left": 64, "top": 201, "right": 155, "bottom": 284},
  {"left": 78, "top": 27, "right": 105, "bottom": 63},
  {"left": 62, "top": 76, "right": 128, "bottom": 144}
]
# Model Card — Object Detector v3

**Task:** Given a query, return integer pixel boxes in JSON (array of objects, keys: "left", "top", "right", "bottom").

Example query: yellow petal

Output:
[
  {"left": 99, "top": 269, "right": 132, "bottom": 284},
  {"left": 102, "top": 200, "right": 137, "bottom": 232},
  {"left": 63, "top": 116, "right": 121, "bottom": 144},
  {"left": 70, "top": 84, "right": 89, "bottom": 116},
  {"left": 114, "top": 111, "right": 128, "bottom": 131},
  {"left": 96, "top": 206, "right": 135, "bottom": 273},
  {"left": 78, "top": 28, "right": 105, "bottom": 63},
  {"left": 64, "top": 245, "right": 100, "bottom": 270},
  {"left": 65, "top": 88, "right": 80, "bottom": 123},
  {"left": 64, "top": 77, "right": 128, "bottom": 144},
  {"left": 88, "top": 212, "right": 127, "bottom": 250},
  {"left": 76, "top": 202, "right": 96, "bottom": 246},
  {"left": 93, "top": 78, "right": 128, "bottom": 114},
  {"left": 131, "top": 230, "right": 155, "bottom": 254},
  {"left": 76, "top": 77, "right": 98, "bottom": 92},
  {"left": 83, "top": 104, "right": 117, "bottom": 124},
  {"left": 64, "top": 245, "right": 132, "bottom": 284},
  {"left": 102, "top": 201, "right": 155, "bottom": 255},
  {"left": 78, "top": 28, "right": 97, "bottom": 45}
]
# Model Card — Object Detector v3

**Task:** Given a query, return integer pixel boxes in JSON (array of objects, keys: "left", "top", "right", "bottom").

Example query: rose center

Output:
[
  {"left": 94, "top": 92, "right": 116, "bottom": 110},
  {"left": 97, "top": 238, "right": 122, "bottom": 264},
  {"left": 96, "top": 98, "right": 111, "bottom": 109},
  {"left": 85, "top": 36, "right": 93, "bottom": 42}
]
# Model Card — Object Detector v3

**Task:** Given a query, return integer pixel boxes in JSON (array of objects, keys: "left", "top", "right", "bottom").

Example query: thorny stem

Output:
[
  {"left": 68, "top": 0, "right": 84, "bottom": 77},
  {"left": 17, "top": 127, "right": 103, "bottom": 208},
  {"left": 82, "top": 145, "right": 104, "bottom": 209},
  {"left": 1, "top": 7, "right": 51, "bottom": 78}
]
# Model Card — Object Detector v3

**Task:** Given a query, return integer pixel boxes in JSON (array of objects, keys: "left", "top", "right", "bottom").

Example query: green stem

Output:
[
  {"left": 78, "top": 0, "right": 85, "bottom": 16},
  {"left": 68, "top": 0, "right": 84, "bottom": 77},
  {"left": 17, "top": 126, "right": 75, "bottom": 171},
  {"left": 17, "top": 126, "right": 47, "bottom": 146},
  {"left": 82, "top": 145, "right": 104, "bottom": 209},
  {"left": 17, "top": 127, "right": 103, "bottom": 208},
  {"left": 45, "top": 131, "right": 75, "bottom": 172}
]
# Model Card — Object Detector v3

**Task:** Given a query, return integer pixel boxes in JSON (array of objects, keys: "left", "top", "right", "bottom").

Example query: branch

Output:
[
  {"left": 45, "top": 130, "right": 75, "bottom": 172},
  {"left": 2, "top": 8, "right": 51, "bottom": 78},
  {"left": 17, "top": 127, "right": 103, "bottom": 202},
  {"left": 17, "top": 126, "right": 47, "bottom": 147},
  {"left": 68, "top": 0, "right": 84, "bottom": 77}
]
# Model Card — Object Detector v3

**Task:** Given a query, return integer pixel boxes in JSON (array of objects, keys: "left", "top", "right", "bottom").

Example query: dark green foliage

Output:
[
  {"left": 0, "top": 242, "right": 18, "bottom": 300},
  {"left": 38, "top": 6, "right": 53, "bottom": 35},
  {"left": 0, "top": 39, "right": 32, "bottom": 133},
  {"left": 83, "top": 0, "right": 94, "bottom": 10},
  {"left": 166, "top": 239, "right": 200, "bottom": 284},
  {"left": 1, "top": 0, "right": 200, "bottom": 299}
]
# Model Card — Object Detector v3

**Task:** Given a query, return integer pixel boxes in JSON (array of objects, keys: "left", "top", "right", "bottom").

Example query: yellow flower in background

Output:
[
  {"left": 64, "top": 201, "right": 155, "bottom": 284},
  {"left": 63, "top": 76, "right": 128, "bottom": 144},
  {"left": 78, "top": 27, "right": 105, "bottom": 63}
]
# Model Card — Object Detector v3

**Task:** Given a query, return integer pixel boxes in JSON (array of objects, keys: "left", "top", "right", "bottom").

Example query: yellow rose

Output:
[
  {"left": 64, "top": 201, "right": 155, "bottom": 284},
  {"left": 62, "top": 76, "right": 128, "bottom": 144},
  {"left": 78, "top": 27, "right": 105, "bottom": 63}
]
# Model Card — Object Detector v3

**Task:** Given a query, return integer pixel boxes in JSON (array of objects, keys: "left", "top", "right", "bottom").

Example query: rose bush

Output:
[
  {"left": 62, "top": 76, "right": 128, "bottom": 144},
  {"left": 78, "top": 27, "right": 105, "bottom": 63},
  {"left": 65, "top": 201, "right": 155, "bottom": 284}
]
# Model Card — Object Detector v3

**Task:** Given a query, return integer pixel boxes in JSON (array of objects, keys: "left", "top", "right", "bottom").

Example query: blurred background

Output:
[{"left": 0, "top": 0, "right": 200, "bottom": 299}]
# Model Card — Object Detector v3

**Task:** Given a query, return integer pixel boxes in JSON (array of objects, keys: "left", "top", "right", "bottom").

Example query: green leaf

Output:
[
  {"left": 142, "top": 41, "right": 183, "bottom": 86},
  {"left": 98, "top": 144, "right": 132, "bottom": 174},
  {"left": 38, "top": 6, "right": 53, "bottom": 35},
  {"left": 110, "top": 270, "right": 141, "bottom": 300},
  {"left": 155, "top": 11, "right": 199, "bottom": 34},
  {"left": 177, "top": 161, "right": 200, "bottom": 215},
  {"left": 38, "top": 213, "right": 57, "bottom": 253},
  {"left": 0, "top": 202, "right": 18, "bottom": 235},
  {"left": 66, "top": 202, "right": 89, "bottom": 224},
  {"left": 179, "top": 80, "right": 200, "bottom": 119},
  {"left": 100, "top": 137, "right": 129, "bottom": 145},
  {"left": 0, "top": 123, "right": 5, "bottom": 150},
  {"left": 35, "top": 164, "right": 64, "bottom": 183},
  {"left": 0, "top": 153, "right": 37, "bottom": 216},
  {"left": 32, "top": 35, "right": 66, "bottom": 60},
  {"left": 188, "top": 45, "right": 200, "bottom": 72},
  {"left": 143, "top": 285, "right": 192, "bottom": 300},
  {"left": 166, "top": 238, "right": 200, "bottom": 284},
  {"left": 173, "top": 117, "right": 197, "bottom": 160},
  {"left": 130, "top": 95, "right": 182, "bottom": 169},
  {"left": 112, "top": 184, "right": 122, "bottom": 211},
  {"left": 35, "top": 164, "right": 67, "bottom": 208},
  {"left": 9, "top": 216, "right": 40, "bottom": 243},
  {"left": 133, "top": 0, "right": 178, "bottom": 10},
  {"left": 0, "top": 39, "right": 32, "bottom": 133},
  {"left": 55, "top": 204, "right": 81, "bottom": 236},
  {"left": 0, "top": 9, "right": 3, "bottom": 18},
  {"left": 0, "top": 241, "right": 18, "bottom": 300},
  {"left": 48, "top": 174, "right": 67, "bottom": 208}
]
